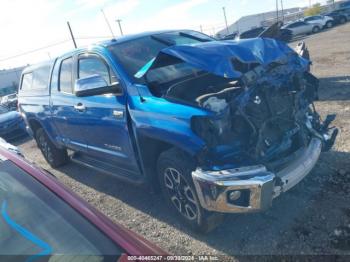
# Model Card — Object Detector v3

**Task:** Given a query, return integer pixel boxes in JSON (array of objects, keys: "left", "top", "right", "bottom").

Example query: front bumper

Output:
[{"left": 192, "top": 137, "right": 322, "bottom": 213}]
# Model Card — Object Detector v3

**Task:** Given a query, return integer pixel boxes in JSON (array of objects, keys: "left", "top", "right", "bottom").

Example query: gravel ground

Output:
[{"left": 15, "top": 23, "right": 350, "bottom": 258}]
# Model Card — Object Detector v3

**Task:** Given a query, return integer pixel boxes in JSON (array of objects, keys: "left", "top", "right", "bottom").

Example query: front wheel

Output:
[
  {"left": 36, "top": 128, "right": 69, "bottom": 168},
  {"left": 157, "top": 148, "right": 223, "bottom": 233}
]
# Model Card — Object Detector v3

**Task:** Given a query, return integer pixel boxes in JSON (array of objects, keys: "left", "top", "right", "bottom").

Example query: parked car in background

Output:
[
  {"left": 0, "top": 105, "right": 26, "bottom": 141},
  {"left": 339, "top": 0, "right": 350, "bottom": 9},
  {"left": 0, "top": 141, "right": 166, "bottom": 260},
  {"left": 18, "top": 30, "right": 337, "bottom": 232},
  {"left": 282, "top": 21, "right": 322, "bottom": 36},
  {"left": 323, "top": 8, "right": 350, "bottom": 24},
  {"left": 0, "top": 93, "right": 18, "bottom": 110},
  {"left": 257, "top": 22, "right": 293, "bottom": 42},
  {"left": 236, "top": 27, "right": 265, "bottom": 40},
  {"left": 234, "top": 23, "right": 292, "bottom": 42},
  {"left": 221, "top": 32, "right": 238, "bottom": 40},
  {"left": 301, "top": 15, "right": 334, "bottom": 29}
]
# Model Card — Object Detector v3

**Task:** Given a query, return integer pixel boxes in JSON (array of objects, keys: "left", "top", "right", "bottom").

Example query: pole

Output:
[
  {"left": 280, "top": 0, "right": 284, "bottom": 22},
  {"left": 222, "top": 7, "right": 229, "bottom": 35},
  {"left": 101, "top": 9, "right": 116, "bottom": 38},
  {"left": 67, "top": 21, "right": 77, "bottom": 48},
  {"left": 200, "top": 25, "right": 203, "bottom": 33},
  {"left": 116, "top": 19, "right": 124, "bottom": 36},
  {"left": 276, "top": 0, "right": 279, "bottom": 22}
]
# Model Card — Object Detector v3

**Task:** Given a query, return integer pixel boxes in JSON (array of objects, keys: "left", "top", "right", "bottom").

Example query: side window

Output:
[
  {"left": 21, "top": 73, "right": 33, "bottom": 90},
  {"left": 59, "top": 57, "right": 73, "bottom": 94},
  {"left": 78, "top": 56, "right": 110, "bottom": 84}
]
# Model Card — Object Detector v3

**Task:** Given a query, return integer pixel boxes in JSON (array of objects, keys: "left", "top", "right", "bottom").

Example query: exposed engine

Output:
[{"left": 144, "top": 40, "right": 337, "bottom": 171}]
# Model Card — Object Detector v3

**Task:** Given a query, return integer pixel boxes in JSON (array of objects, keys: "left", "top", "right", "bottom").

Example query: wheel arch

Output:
[
  {"left": 135, "top": 133, "right": 198, "bottom": 191},
  {"left": 28, "top": 118, "right": 63, "bottom": 149}
]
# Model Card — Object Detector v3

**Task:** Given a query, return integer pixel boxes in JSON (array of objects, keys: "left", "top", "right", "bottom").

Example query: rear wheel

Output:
[
  {"left": 157, "top": 148, "right": 223, "bottom": 233},
  {"left": 36, "top": 128, "right": 68, "bottom": 168},
  {"left": 340, "top": 17, "right": 347, "bottom": 24},
  {"left": 325, "top": 21, "right": 333, "bottom": 28},
  {"left": 312, "top": 26, "right": 320, "bottom": 33}
]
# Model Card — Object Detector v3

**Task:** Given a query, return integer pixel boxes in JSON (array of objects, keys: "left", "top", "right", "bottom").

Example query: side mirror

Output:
[{"left": 75, "top": 74, "right": 123, "bottom": 97}]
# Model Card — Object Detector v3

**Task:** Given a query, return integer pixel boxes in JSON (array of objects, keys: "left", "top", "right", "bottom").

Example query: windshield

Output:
[
  {"left": 108, "top": 30, "right": 213, "bottom": 81},
  {"left": 0, "top": 160, "right": 122, "bottom": 261}
]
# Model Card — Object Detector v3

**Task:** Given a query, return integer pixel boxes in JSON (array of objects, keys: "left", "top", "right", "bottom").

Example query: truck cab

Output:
[{"left": 18, "top": 30, "right": 337, "bottom": 232}]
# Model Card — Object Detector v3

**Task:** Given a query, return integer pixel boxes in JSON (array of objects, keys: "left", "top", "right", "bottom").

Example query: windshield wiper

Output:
[
  {"left": 179, "top": 32, "right": 212, "bottom": 42},
  {"left": 151, "top": 35, "right": 172, "bottom": 46}
]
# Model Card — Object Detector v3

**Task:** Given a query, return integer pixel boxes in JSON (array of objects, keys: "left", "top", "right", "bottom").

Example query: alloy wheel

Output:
[
  {"left": 163, "top": 167, "right": 199, "bottom": 221},
  {"left": 38, "top": 134, "right": 53, "bottom": 163}
]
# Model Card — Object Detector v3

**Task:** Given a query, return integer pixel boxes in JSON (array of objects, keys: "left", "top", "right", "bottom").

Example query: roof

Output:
[{"left": 98, "top": 29, "right": 195, "bottom": 46}]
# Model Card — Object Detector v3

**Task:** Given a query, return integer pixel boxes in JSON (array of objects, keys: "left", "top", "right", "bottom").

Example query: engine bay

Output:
[{"left": 141, "top": 40, "right": 337, "bottom": 171}]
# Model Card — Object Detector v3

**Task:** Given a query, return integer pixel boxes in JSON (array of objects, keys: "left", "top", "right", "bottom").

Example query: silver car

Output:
[{"left": 282, "top": 21, "right": 322, "bottom": 36}]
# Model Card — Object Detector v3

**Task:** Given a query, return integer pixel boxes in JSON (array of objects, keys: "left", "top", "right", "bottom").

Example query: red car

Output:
[{"left": 0, "top": 141, "right": 166, "bottom": 261}]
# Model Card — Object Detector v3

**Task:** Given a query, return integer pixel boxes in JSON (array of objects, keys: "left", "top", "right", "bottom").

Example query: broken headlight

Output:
[{"left": 191, "top": 108, "right": 231, "bottom": 147}]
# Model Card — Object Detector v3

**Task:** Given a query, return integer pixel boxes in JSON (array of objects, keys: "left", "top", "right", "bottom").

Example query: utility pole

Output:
[
  {"left": 101, "top": 9, "right": 116, "bottom": 38},
  {"left": 67, "top": 21, "right": 77, "bottom": 48},
  {"left": 115, "top": 19, "right": 124, "bottom": 36},
  {"left": 222, "top": 7, "right": 229, "bottom": 35},
  {"left": 280, "top": 0, "right": 284, "bottom": 22},
  {"left": 200, "top": 25, "right": 203, "bottom": 33}
]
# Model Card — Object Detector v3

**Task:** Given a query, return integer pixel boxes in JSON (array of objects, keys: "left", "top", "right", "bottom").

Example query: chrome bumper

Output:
[{"left": 192, "top": 138, "right": 322, "bottom": 213}]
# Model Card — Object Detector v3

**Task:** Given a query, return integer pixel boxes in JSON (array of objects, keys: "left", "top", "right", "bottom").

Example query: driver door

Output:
[{"left": 74, "top": 53, "right": 140, "bottom": 175}]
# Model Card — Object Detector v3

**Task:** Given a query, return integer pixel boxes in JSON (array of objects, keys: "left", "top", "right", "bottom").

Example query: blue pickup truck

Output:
[{"left": 18, "top": 30, "right": 337, "bottom": 232}]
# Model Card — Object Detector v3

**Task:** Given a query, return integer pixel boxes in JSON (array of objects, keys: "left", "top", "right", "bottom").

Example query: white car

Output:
[
  {"left": 282, "top": 21, "right": 323, "bottom": 36},
  {"left": 302, "top": 15, "right": 334, "bottom": 29}
]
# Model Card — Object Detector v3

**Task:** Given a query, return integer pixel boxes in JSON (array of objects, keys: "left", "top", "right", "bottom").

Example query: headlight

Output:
[{"left": 191, "top": 109, "right": 231, "bottom": 147}]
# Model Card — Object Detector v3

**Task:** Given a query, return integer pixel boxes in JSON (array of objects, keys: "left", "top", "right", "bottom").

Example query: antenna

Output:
[
  {"left": 67, "top": 22, "right": 77, "bottom": 48},
  {"left": 101, "top": 9, "right": 116, "bottom": 39}
]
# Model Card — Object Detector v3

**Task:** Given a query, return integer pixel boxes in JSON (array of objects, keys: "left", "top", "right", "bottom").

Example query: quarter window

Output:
[{"left": 59, "top": 57, "right": 73, "bottom": 93}]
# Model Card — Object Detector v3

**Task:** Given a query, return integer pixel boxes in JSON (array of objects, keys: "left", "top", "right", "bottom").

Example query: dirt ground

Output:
[{"left": 15, "top": 23, "right": 350, "bottom": 258}]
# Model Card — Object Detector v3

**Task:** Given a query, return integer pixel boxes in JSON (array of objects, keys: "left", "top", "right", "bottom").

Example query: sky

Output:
[{"left": 0, "top": 0, "right": 328, "bottom": 69}]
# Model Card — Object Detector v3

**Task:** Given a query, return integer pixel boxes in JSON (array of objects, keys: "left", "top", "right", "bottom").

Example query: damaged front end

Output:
[{"left": 138, "top": 38, "right": 338, "bottom": 213}]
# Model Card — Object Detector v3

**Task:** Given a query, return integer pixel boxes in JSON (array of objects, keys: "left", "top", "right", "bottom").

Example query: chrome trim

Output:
[
  {"left": 192, "top": 138, "right": 322, "bottom": 213},
  {"left": 273, "top": 137, "right": 322, "bottom": 197}
]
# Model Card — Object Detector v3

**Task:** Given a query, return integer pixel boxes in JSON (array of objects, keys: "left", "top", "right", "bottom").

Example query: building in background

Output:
[{"left": 0, "top": 67, "right": 24, "bottom": 98}]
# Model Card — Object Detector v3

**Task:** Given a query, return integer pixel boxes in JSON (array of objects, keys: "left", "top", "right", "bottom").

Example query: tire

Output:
[
  {"left": 35, "top": 128, "right": 69, "bottom": 168},
  {"left": 157, "top": 148, "right": 224, "bottom": 233},
  {"left": 312, "top": 26, "right": 320, "bottom": 33},
  {"left": 325, "top": 21, "right": 333, "bottom": 28},
  {"left": 340, "top": 17, "right": 347, "bottom": 24}
]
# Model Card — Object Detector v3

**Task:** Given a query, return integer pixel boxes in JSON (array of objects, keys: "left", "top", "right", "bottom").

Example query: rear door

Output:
[{"left": 73, "top": 52, "right": 141, "bottom": 175}]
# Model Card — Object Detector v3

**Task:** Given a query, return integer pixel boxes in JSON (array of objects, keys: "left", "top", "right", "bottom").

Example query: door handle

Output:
[{"left": 74, "top": 103, "right": 86, "bottom": 111}]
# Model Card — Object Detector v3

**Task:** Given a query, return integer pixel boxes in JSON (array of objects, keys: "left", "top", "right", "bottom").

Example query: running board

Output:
[{"left": 70, "top": 153, "right": 145, "bottom": 185}]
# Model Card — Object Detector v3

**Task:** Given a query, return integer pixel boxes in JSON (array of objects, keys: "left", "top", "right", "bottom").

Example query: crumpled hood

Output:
[
  {"left": 0, "top": 111, "right": 21, "bottom": 123},
  {"left": 136, "top": 38, "right": 310, "bottom": 79}
]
